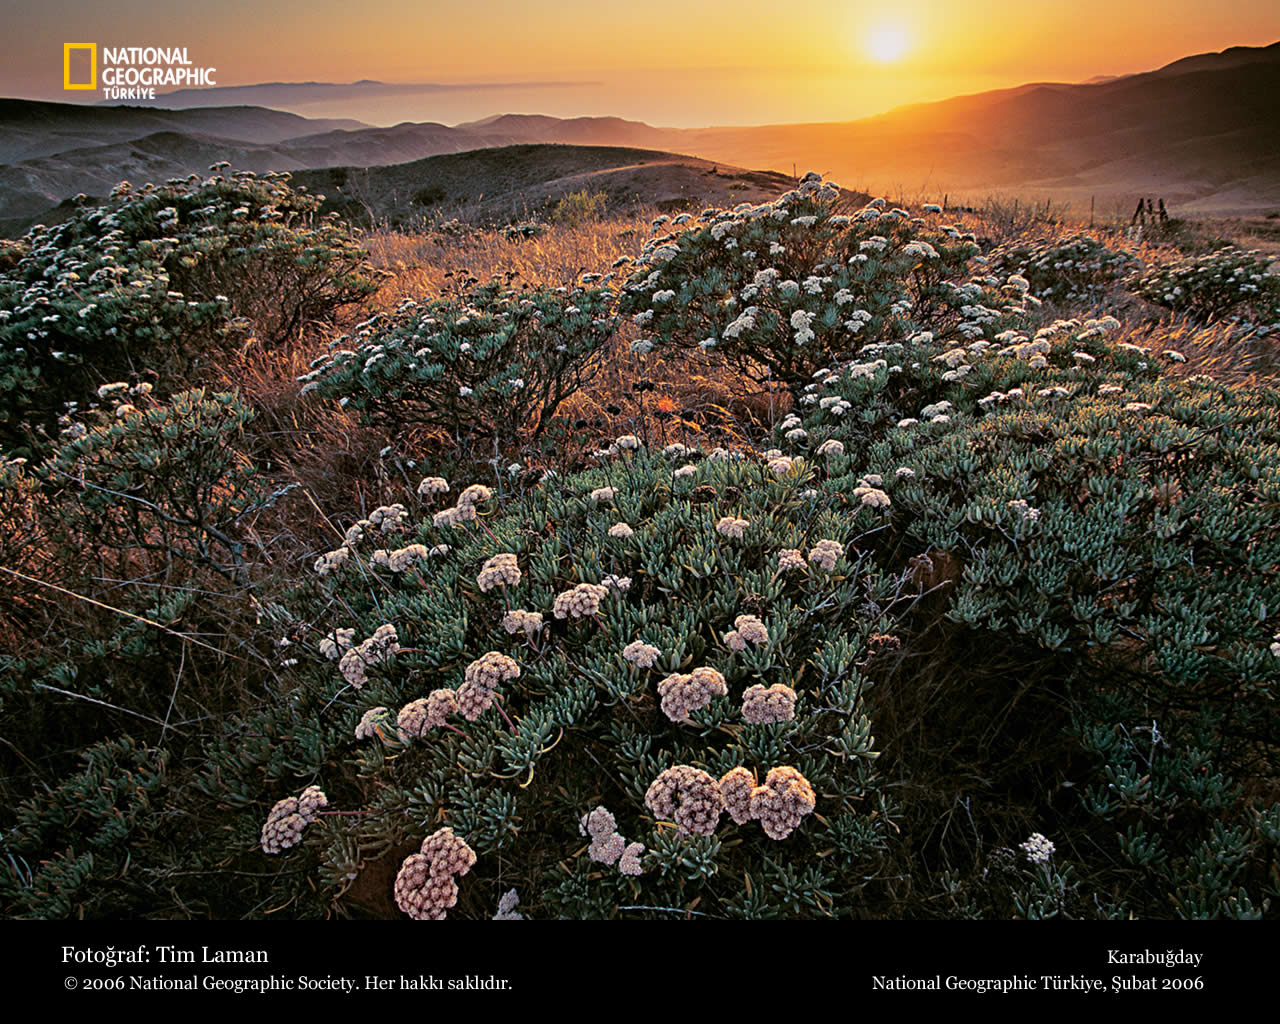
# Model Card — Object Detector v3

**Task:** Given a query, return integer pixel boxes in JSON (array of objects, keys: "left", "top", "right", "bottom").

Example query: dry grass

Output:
[{"left": 361, "top": 210, "right": 656, "bottom": 306}]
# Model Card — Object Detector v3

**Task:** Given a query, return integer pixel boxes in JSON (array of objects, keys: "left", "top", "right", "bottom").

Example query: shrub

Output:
[
  {"left": 0, "top": 387, "right": 293, "bottom": 918},
  {"left": 239, "top": 442, "right": 898, "bottom": 919},
  {"left": 502, "top": 222, "right": 547, "bottom": 241},
  {"left": 300, "top": 280, "right": 619, "bottom": 447},
  {"left": 412, "top": 186, "right": 448, "bottom": 207},
  {"left": 0, "top": 738, "right": 169, "bottom": 919},
  {"left": 0, "top": 170, "right": 376, "bottom": 453},
  {"left": 551, "top": 190, "right": 609, "bottom": 228},
  {"left": 29, "top": 385, "right": 279, "bottom": 582},
  {"left": 986, "top": 233, "right": 1137, "bottom": 305},
  {"left": 779, "top": 314, "right": 1280, "bottom": 917},
  {"left": 1132, "top": 246, "right": 1280, "bottom": 334},
  {"left": 618, "top": 176, "right": 1033, "bottom": 393}
]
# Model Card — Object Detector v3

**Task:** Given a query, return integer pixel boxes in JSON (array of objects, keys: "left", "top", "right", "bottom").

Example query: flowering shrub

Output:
[
  {"left": 27, "top": 387, "right": 276, "bottom": 580},
  {"left": 0, "top": 172, "right": 375, "bottom": 452},
  {"left": 778, "top": 318, "right": 1280, "bottom": 917},
  {"left": 986, "top": 234, "right": 1137, "bottom": 305},
  {"left": 225, "top": 432, "right": 901, "bottom": 920},
  {"left": 619, "top": 176, "right": 1032, "bottom": 392},
  {"left": 301, "top": 280, "right": 619, "bottom": 447},
  {"left": 1132, "top": 246, "right": 1280, "bottom": 334}
]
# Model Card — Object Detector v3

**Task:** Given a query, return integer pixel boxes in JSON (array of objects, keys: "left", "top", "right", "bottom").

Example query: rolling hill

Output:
[
  {"left": 289, "top": 145, "right": 801, "bottom": 227},
  {"left": 1, "top": 39, "right": 1277, "bottom": 234}
]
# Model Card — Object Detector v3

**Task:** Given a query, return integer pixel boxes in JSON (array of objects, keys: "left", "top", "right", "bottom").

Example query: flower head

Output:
[
  {"left": 719, "top": 767, "right": 756, "bottom": 825},
  {"left": 657, "top": 666, "right": 727, "bottom": 722},
  {"left": 477, "top": 552, "right": 521, "bottom": 591},
  {"left": 394, "top": 828, "right": 475, "bottom": 920},
  {"left": 742, "top": 683, "right": 797, "bottom": 724},
  {"left": 623, "top": 640, "right": 661, "bottom": 668},
  {"left": 808, "top": 539, "right": 844, "bottom": 571},
  {"left": 716, "top": 516, "right": 749, "bottom": 540},
  {"left": 749, "top": 766, "right": 816, "bottom": 840},
  {"left": 1020, "top": 832, "right": 1055, "bottom": 864},
  {"left": 645, "top": 765, "right": 725, "bottom": 837},
  {"left": 553, "top": 582, "right": 610, "bottom": 619}
]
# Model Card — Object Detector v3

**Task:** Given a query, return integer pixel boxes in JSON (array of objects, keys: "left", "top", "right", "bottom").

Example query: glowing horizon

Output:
[{"left": 3, "top": 1, "right": 1278, "bottom": 128}]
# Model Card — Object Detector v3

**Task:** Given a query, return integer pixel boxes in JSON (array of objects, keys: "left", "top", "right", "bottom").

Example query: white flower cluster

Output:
[
  {"left": 623, "top": 640, "right": 661, "bottom": 668},
  {"left": 657, "top": 666, "right": 728, "bottom": 722},
  {"left": 1019, "top": 832, "right": 1055, "bottom": 865},
  {"left": 741, "top": 683, "right": 797, "bottom": 724},
  {"left": 601, "top": 574, "right": 631, "bottom": 592},
  {"left": 716, "top": 516, "right": 749, "bottom": 539},
  {"left": 777, "top": 548, "right": 806, "bottom": 572},
  {"left": 394, "top": 828, "right": 476, "bottom": 921},
  {"left": 314, "top": 545, "right": 351, "bottom": 575},
  {"left": 502, "top": 609, "right": 544, "bottom": 638},
  {"left": 432, "top": 482, "right": 490, "bottom": 528},
  {"left": 354, "top": 706, "right": 393, "bottom": 741},
  {"left": 724, "top": 612, "right": 769, "bottom": 651},
  {"left": 477, "top": 552, "right": 521, "bottom": 592},
  {"left": 457, "top": 651, "right": 520, "bottom": 720},
  {"left": 371, "top": 543, "right": 430, "bottom": 572},
  {"left": 808, "top": 539, "right": 844, "bottom": 571},
  {"left": 1007, "top": 499, "right": 1041, "bottom": 522},
  {"left": 319, "top": 627, "right": 356, "bottom": 660},
  {"left": 368, "top": 504, "right": 410, "bottom": 533},
  {"left": 553, "top": 582, "right": 610, "bottom": 619},
  {"left": 396, "top": 689, "right": 460, "bottom": 741},
  {"left": 791, "top": 309, "right": 815, "bottom": 345},
  {"left": 337, "top": 624, "right": 400, "bottom": 688}
]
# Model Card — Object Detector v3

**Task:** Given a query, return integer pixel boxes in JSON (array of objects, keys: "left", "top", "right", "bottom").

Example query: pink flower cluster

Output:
[
  {"left": 657, "top": 666, "right": 727, "bottom": 722},
  {"left": 646, "top": 765, "right": 816, "bottom": 840},
  {"left": 580, "top": 806, "right": 645, "bottom": 876},
  {"left": 397, "top": 689, "right": 461, "bottom": 740},
  {"left": 394, "top": 827, "right": 477, "bottom": 921},
  {"left": 261, "top": 785, "right": 328, "bottom": 854}
]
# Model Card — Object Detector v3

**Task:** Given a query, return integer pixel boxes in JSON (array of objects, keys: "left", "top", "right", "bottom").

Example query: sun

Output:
[{"left": 865, "top": 23, "right": 911, "bottom": 63}]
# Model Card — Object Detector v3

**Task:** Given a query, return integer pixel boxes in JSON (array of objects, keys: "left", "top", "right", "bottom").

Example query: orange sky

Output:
[{"left": 8, "top": 0, "right": 1279, "bottom": 125}]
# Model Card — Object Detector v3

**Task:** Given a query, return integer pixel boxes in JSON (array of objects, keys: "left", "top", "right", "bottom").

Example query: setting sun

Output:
[{"left": 865, "top": 22, "right": 911, "bottom": 63}]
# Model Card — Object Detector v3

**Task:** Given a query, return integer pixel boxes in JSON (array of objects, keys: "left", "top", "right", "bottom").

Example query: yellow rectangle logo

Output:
[{"left": 64, "top": 43, "right": 96, "bottom": 90}]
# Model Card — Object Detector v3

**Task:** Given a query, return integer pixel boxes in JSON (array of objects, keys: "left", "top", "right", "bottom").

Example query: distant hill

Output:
[
  {"left": 0, "top": 98, "right": 365, "bottom": 163},
  {"left": 453, "top": 114, "right": 673, "bottom": 149},
  {"left": 1, "top": 39, "right": 1278, "bottom": 234},
  {"left": 289, "top": 144, "right": 803, "bottom": 227}
]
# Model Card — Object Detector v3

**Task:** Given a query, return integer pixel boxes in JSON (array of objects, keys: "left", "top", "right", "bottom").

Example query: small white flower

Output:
[{"left": 1019, "top": 833, "right": 1055, "bottom": 865}]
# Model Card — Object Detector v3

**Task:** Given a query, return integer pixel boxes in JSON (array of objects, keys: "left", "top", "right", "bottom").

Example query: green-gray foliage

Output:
[
  {"left": 0, "top": 171, "right": 376, "bottom": 454},
  {"left": 301, "top": 280, "right": 619, "bottom": 447}
]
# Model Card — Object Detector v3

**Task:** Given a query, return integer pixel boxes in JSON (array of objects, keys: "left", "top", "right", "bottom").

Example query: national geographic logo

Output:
[
  {"left": 63, "top": 43, "right": 96, "bottom": 90},
  {"left": 62, "top": 44, "right": 216, "bottom": 99}
]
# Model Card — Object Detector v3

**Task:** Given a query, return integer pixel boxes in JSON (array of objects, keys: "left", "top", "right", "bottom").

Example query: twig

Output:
[
  {"left": 34, "top": 682, "right": 184, "bottom": 733},
  {"left": 0, "top": 565, "right": 253, "bottom": 663}
]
